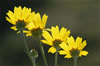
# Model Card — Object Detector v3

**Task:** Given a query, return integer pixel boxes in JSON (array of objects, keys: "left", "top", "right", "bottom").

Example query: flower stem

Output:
[
  {"left": 37, "top": 36, "right": 48, "bottom": 66},
  {"left": 74, "top": 56, "right": 78, "bottom": 66},
  {"left": 21, "top": 30, "right": 36, "bottom": 66},
  {"left": 55, "top": 51, "right": 58, "bottom": 66},
  {"left": 32, "top": 58, "right": 36, "bottom": 66}
]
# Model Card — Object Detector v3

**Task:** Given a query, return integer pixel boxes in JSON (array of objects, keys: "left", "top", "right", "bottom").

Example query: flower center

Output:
[
  {"left": 70, "top": 49, "right": 80, "bottom": 58},
  {"left": 16, "top": 21, "right": 26, "bottom": 30},
  {"left": 53, "top": 40, "right": 62, "bottom": 50},
  {"left": 31, "top": 28, "right": 42, "bottom": 37}
]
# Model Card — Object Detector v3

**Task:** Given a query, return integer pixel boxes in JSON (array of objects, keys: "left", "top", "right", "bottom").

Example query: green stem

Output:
[
  {"left": 21, "top": 30, "right": 36, "bottom": 66},
  {"left": 55, "top": 51, "right": 58, "bottom": 66},
  {"left": 37, "top": 36, "right": 48, "bottom": 66},
  {"left": 74, "top": 56, "right": 78, "bottom": 66},
  {"left": 32, "top": 58, "right": 36, "bottom": 66}
]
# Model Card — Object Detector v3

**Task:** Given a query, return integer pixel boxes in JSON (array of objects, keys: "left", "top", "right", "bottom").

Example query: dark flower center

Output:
[
  {"left": 53, "top": 40, "right": 62, "bottom": 51},
  {"left": 31, "top": 28, "right": 42, "bottom": 37},
  {"left": 70, "top": 49, "right": 80, "bottom": 58},
  {"left": 16, "top": 21, "right": 26, "bottom": 30}
]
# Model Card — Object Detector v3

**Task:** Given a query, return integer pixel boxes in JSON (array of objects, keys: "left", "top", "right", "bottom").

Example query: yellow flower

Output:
[
  {"left": 59, "top": 36, "right": 88, "bottom": 58},
  {"left": 25, "top": 13, "right": 48, "bottom": 37},
  {"left": 6, "top": 6, "right": 35, "bottom": 31},
  {"left": 41, "top": 26, "right": 70, "bottom": 54}
]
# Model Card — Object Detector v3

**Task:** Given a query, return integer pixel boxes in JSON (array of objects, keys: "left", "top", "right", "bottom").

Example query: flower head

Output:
[
  {"left": 25, "top": 13, "right": 48, "bottom": 37},
  {"left": 41, "top": 26, "right": 70, "bottom": 54},
  {"left": 59, "top": 36, "right": 88, "bottom": 58},
  {"left": 6, "top": 6, "right": 35, "bottom": 31}
]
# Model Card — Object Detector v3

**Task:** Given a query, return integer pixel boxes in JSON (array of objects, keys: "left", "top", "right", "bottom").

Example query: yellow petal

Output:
[
  {"left": 6, "top": 17, "right": 16, "bottom": 25},
  {"left": 51, "top": 26, "right": 60, "bottom": 39},
  {"left": 10, "top": 26, "right": 18, "bottom": 31},
  {"left": 26, "top": 33, "right": 32, "bottom": 37},
  {"left": 67, "top": 36, "right": 76, "bottom": 49},
  {"left": 64, "top": 54, "right": 72, "bottom": 58},
  {"left": 22, "top": 7, "right": 32, "bottom": 21},
  {"left": 17, "top": 6, "right": 22, "bottom": 20},
  {"left": 76, "top": 37, "right": 82, "bottom": 48},
  {"left": 63, "top": 30, "right": 70, "bottom": 41},
  {"left": 60, "top": 27, "right": 66, "bottom": 39},
  {"left": 17, "top": 31, "right": 21, "bottom": 34},
  {"left": 41, "top": 14, "right": 48, "bottom": 28},
  {"left": 22, "top": 7, "right": 29, "bottom": 20},
  {"left": 14, "top": 6, "right": 22, "bottom": 20},
  {"left": 23, "top": 30, "right": 29, "bottom": 33},
  {"left": 14, "top": 6, "right": 19, "bottom": 20},
  {"left": 17, "top": 30, "right": 27, "bottom": 34},
  {"left": 7, "top": 10, "right": 17, "bottom": 22},
  {"left": 36, "top": 13, "right": 41, "bottom": 22},
  {"left": 76, "top": 37, "right": 82, "bottom": 44},
  {"left": 41, "top": 40, "right": 53, "bottom": 46},
  {"left": 79, "top": 51, "right": 88, "bottom": 56},
  {"left": 22, "top": 30, "right": 32, "bottom": 37},
  {"left": 79, "top": 40, "right": 87, "bottom": 50},
  {"left": 59, "top": 50, "right": 67, "bottom": 55},
  {"left": 33, "top": 13, "right": 41, "bottom": 28},
  {"left": 48, "top": 47, "right": 56, "bottom": 54},
  {"left": 26, "top": 21, "right": 36, "bottom": 30},
  {"left": 25, "top": 12, "right": 35, "bottom": 22},
  {"left": 60, "top": 42, "right": 70, "bottom": 51},
  {"left": 42, "top": 31, "right": 53, "bottom": 41},
  {"left": 44, "top": 28, "right": 51, "bottom": 31}
]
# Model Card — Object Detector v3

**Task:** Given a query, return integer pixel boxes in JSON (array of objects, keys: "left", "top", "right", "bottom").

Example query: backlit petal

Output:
[
  {"left": 48, "top": 47, "right": 56, "bottom": 54},
  {"left": 41, "top": 40, "right": 53, "bottom": 46},
  {"left": 51, "top": 26, "right": 60, "bottom": 39},
  {"left": 79, "top": 51, "right": 88, "bottom": 56},
  {"left": 67, "top": 36, "right": 76, "bottom": 49},
  {"left": 79, "top": 40, "right": 87, "bottom": 50},
  {"left": 60, "top": 42, "right": 70, "bottom": 51},
  {"left": 10, "top": 26, "right": 18, "bottom": 31},
  {"left": 59, "top": 50, "right": 67, "bottom": 55},
  {"left": 41, "top": 14, "right": 48, "bottom": 28},
  {"left": 64, "top": 54, "right": 72, "bottom": 58},
  {"left": 42, "top": 31, "right": 53, "bottom": 41}
]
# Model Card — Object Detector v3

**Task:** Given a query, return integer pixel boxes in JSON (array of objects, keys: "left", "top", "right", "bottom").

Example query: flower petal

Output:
[
  {"left": 63, "top": 30, "right": 70, "bottom": 41},
  {"left": 26, "top": 21, "right": 36, "bottom": 30},
  {"left": 64, "top": 54, "right": 72, "bottom": 58},
  {"left": 60, "top": 27, "right": 66, "bottom": 39},
  {"left": 51, "top": 25, "right": 60, "bottom": 39},
  {"left": 79, "top": 51, "right": 88, "bottom": 56},
  {"left": 33, "top": 13, "right": 41, "bottom": 28},
  {"left": 76, "top": 37, "right": 82, "bottom": 44},
  {"left": 42, "top": 31, "right": 53, "bottom": 41},
  {"left": 26, "top": 33, "right": 32, "bottom": 37},
  {"left": 60, "top": 42, "right": 70, "bottom": 51},
  {"left": 10, "top": 26, "right": 18, "bottom": 31},
  {"left": 67, "top": 36, "right": 76, "bottom": 49},
  {"left": 48, "top": 47, "right": 56, "bottom": 54},
  {"left": 6, "top": 17, "right": 15, "bottom": 25},
  {"left": 79, "top": 40, "right": 87, "bottom": 50},
  {"left": 41, "top": 40, "right": 53, "bottom": 46},
  {"left": 59, "top": 50, "right": 67, "bottom": 55},
  {"left": 41, "top": 14, "right": 48, "bottom": 28}
]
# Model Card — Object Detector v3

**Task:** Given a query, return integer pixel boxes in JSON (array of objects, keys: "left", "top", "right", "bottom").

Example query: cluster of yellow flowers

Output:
[{"left": 6, "top": 6, "right": 88, "bottom": 66}]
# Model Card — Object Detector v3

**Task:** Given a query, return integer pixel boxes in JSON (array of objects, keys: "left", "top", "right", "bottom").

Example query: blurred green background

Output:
[{"left": 0, "top": 0, "right": 100, "bottom": 66}]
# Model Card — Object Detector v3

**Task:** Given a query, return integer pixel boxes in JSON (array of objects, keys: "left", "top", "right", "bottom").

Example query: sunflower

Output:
[
  {"left": 59, "top": 36, "right": 88, "bottom": 58},
  {"left": 41, "top": 26, "right": 70, "bottom": 54},
  {"left": 25, "top": 13, "right": 48, "bottom": 37},
  {"left": 6, "top": 6, "right": 35, "bottom": 31}
]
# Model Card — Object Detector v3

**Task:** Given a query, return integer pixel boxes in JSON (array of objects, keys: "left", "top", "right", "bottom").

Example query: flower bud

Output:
[{"left": 30, "top": 49, "right": 38, "bottom": 58}]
